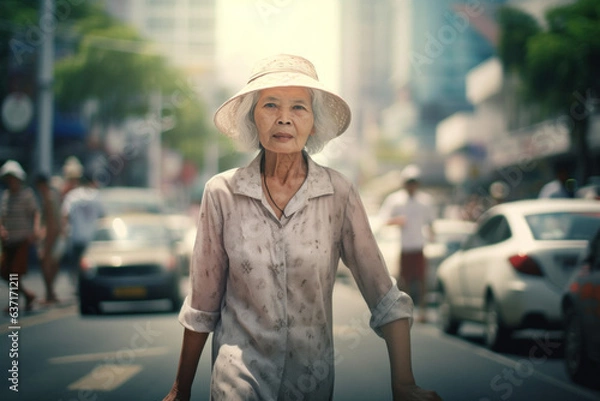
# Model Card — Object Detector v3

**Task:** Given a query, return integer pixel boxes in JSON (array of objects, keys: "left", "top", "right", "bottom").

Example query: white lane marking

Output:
[
  {"left": 68, "top": 364, "right": 142, "bottom": 391},
  {"left": 48, "top": 346, "right": 170, "bottom": 364},
  {"left": 0, "top": 304, "right": 78, "bottom": 334},
  {"left": 423, "top": 327, "right": 600, "bottom": 400}
]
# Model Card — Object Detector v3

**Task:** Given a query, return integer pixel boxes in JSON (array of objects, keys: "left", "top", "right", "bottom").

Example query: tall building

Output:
[
  {"left": 338, "top": 0, "right": 398, "bottom": 180},
  {"left": 337, "top": 0, "right": 504, "bottom": 186},
  {"left": 435, "top": 0, "right": 581, "bottom": 200},
  {"left": 104, "top": 0, "right": 216, "bottom": 67},
  {"left": 409, "top": 0, "right": 502, "bottom": 148},
  {"left": 102, "top": 0, "right": 218, "bottom": 104}
]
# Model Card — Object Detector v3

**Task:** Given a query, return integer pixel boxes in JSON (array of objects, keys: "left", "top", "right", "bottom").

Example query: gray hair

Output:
[{"left": 233, "top": 88, "right": 338, "bottom": 154}]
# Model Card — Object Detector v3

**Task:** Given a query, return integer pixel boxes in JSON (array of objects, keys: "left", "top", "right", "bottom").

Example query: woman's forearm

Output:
[
  {"left": 381, "top": 318, "right": 416, "bottom": 389},
  {"left": 170, "top": 328, "right": 210, "bottom": 397}
]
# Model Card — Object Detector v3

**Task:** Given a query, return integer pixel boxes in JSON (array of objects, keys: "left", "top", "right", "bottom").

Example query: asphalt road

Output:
[{"left": 1, "top": 270, "right": 599, "bottom": 401}]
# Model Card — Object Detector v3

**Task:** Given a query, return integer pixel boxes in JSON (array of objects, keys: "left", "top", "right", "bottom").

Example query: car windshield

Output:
[
  {"left": 102, "top": 200, "right": 165, "bottom": 215},
  {"left": 525, "top": 212, "right": 600, "bottom": 241},
  {"left": 99, "top": 188, "right": 166, "bottom": 215},
  {"left": 93, "top": 220, "right": 171, "bottom": 245}
]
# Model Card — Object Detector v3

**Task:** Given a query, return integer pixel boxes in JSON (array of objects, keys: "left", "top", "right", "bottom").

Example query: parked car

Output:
[
  {"left": 561, "top": 227, "right": 600, "bottom": 388},
  {"left": 424, "top": 219, "right": 476, "bottom": 294},
  {"left": 99, "top": 186, "right": 167, "bottom": 216},
  {"left": 78, "top": 214, "right": 183, "bottom": 315},
  {"left": 370, "top": 218, "right": 474, "bottom": 295},
  {"left": 165, "top": 213, "right": 196, "bottom": 275},
  {"left": 436, "top": 199, "right": 600, "bottom": 351}
]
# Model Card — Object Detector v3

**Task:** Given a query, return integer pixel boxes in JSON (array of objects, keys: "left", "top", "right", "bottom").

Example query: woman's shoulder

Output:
[
  {"left": 310, "top": 157, "right": 352, "bottom": 186},
  {"left": 310, "top": 160, "right": 355, "bottom": 200},
  {"left": 203, "top": 168, "right": 240, "bottom": 193}
]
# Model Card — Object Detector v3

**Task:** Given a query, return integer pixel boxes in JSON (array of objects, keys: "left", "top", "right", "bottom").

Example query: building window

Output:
[
  {"left": 189, "top": 16, "right": 215, "bottom": 30},
  {"left": 146, "top": 17, "right": 176, "bottom": 30},
  {"left": 146, "top": 0, "right": 176, "bottom": 5},
  {"left": 189, "top": 42, "right": 215, "bottom": 54},
  {"left": 189, "top": 0, "right": 214, "bottom": 6}
]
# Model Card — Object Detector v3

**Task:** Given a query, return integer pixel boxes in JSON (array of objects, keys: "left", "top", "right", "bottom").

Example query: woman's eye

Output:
[
  {"left": 293, "top": 105, "right": 307, "bottom": 111},
  {"left": 264, "top": 103, "right": 276, "bottom": 108}
]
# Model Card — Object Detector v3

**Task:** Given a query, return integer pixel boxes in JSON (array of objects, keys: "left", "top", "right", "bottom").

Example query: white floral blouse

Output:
[{"left": 179, "top": 151, "right": 413, "bottom": 401}]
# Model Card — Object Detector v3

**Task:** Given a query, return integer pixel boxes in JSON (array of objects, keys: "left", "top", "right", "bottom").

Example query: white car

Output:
[
  {"left": 99, "top": 186, "right": 167, "bottom": 216},
  {"left": 436, "top": 199, "right": 600, "bottom": 351}
]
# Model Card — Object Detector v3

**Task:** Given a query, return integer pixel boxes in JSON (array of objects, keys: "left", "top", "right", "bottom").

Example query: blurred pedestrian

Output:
[
  {"left": 35, "top": 172, "right": 65, "bottom": 305},
  {"left": 0, "top": 160, "right": 41, "bottom": 313},
  {"left": 538, "top": 159, "right": 576, "bottom": 198},
  {"left": 61, "top": 170, "right": 105, "bottom": 284},
  {"left": 163, "top": 54, "right": 441, "bottom": 401},
  {"left": 378, "top": 164, "right": 436, "bottom": 323},
  {"left": 61, "top": 156, "right": 83, "bottom": 200}
]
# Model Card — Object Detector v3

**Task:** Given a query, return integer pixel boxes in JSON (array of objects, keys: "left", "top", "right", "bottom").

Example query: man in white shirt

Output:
[
  {"left": 61, "top": 170, "right": 105, "bottom": 282},
  {"left": 538, "top": 159, "right": 576, "bottom": 199},
  {"left": 379, "top": 164, "right": 435, "bottom": 323}
]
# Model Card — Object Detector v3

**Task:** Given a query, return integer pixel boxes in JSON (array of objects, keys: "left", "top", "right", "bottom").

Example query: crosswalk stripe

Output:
[
  {"left": 68, "top": 364, "right": 142, "bottom": 391},
  {"left": 48, "top": 346, "right": 170, "bottom": 364}
]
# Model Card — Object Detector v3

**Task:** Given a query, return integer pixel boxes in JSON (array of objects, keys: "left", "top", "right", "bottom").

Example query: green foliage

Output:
[
  {"left": 0, "top": 1, "right": 38, "bottom": 26},
  {"left": 53, "top": 8, "right": 173, "bottom": 120},
  {"left": 497, "top": 7, "right": 540, "bottom": 72},
  {"left": 1, "top": 1, "right": 240, "bottom": 173},
  {"left": 498, "top": 0, "right": 600, "bottom": 112},
  {"left": 0, "top": 1, "right": 42, "bottom": 96},
  {"left": 497, "top": 0, "right": 600, "bottom": 178},
  {"left": 49, "top": 3, "right": 233, "bottom": 170}
]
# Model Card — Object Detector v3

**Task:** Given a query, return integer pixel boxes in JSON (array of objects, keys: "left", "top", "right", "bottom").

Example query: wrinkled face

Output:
[{"left": 254, "top": 87, "right": 315, "bottom": 154}]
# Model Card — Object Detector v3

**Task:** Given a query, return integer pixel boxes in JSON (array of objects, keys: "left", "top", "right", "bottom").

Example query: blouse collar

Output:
[{"left": 231, "top": 151, "right": 334, "bottom": 216}]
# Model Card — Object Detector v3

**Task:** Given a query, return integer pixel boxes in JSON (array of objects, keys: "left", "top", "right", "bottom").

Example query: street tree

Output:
[
  {"left": 53, "top": 4, "right": 220, "bottom": 168},
  {"left": 497, "top": 0, "right": 600, "bottom": 182}
]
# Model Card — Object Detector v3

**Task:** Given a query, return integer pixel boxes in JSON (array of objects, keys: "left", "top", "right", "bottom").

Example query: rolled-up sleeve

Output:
[
  {"left": 340, "top": 185, "right": 414, "bottom": 337},
  {"left": 369, "top": 283, "right": 413, "bottom": 337},
  {"left": 178, "top": 179, "right": 228, "bottom": 333},
  {"left": 178, "top": 296, "right": 221, "bottom": 332}
]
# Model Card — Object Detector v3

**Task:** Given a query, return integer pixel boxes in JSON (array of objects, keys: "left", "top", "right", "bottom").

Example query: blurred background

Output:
[
  {"left": 1, "top": 0, "right": 599, "bottom": 217},
  {"left": 2, "top": 2, "right": 600, "bottom": 400}
]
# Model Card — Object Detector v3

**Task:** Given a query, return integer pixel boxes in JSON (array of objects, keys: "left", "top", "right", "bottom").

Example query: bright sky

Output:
[{"left": 215, "top": 0, "right": 340, "bottom": 93}]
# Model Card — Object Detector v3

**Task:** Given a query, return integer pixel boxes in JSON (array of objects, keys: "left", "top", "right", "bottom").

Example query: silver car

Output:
[
  {"left": 436, "top": 199, "right": 600, "bottom": 351},
  {"left": 78, "top": 214, "right": 183, "bottom": 315}
]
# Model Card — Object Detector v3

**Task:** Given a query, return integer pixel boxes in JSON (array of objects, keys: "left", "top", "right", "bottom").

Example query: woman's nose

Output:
[{"left": 277, "top": 110, "right": 291, "bottom": 125}]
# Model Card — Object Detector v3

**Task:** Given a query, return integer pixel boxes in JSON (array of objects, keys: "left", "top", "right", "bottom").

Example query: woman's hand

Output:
[
  {"left": 162, "top": 388, "right": 190, "bottom": 401},
  {"left": 393, "top": 383, "right": 442, "bottom": 401}
]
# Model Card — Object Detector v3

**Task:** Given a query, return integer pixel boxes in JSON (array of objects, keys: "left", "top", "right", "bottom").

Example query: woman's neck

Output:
[{"left": 262, "top": 150, "right": 307, "bottom": 184}]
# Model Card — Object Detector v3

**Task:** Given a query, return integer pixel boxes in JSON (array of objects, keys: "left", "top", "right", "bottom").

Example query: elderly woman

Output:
[{"left": 164, "top": 54, "right": 441, "bottom": 401}]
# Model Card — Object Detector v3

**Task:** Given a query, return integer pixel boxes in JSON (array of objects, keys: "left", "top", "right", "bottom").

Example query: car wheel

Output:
[
  {"left": 79, "top": 298, "right": 100, "bottom": 315},
  {"left": 78, "top": 282, "right": 100, "bottom": 315},
  {"left": 484, "top": 297, "right": 511, "bottom": 351},
  {"left": 170, "top": 287, "right": 182, "bottom": 312},
  {"left": 437, "top": 288, "right": 460, "bottom": 335},
  {"left": 564, "top": 308, "right": 599, "bottom": 387}
]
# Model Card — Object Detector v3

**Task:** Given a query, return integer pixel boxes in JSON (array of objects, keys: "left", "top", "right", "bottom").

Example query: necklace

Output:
[{"left": 263, "top": 173, "right": 285, "bottom": 214}]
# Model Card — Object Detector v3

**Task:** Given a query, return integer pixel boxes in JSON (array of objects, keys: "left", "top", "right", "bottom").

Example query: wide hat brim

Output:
[{"left": 214, "top": 62, "right": 351, "bottom": 139}]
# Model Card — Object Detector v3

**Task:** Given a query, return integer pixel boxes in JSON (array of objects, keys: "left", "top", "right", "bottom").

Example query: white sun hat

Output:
[
  {"left": 0, "top": 159, "right": 27, "bottom": 181},
  {"left": 62, "top": 156, "right": 83, "bottom": 179},
  {"left": 214, "top": 54, "right": 351, "bottom": 139},
  {"left": 401, "top": 164, "right": 421, "bottom": 183}
]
